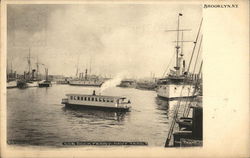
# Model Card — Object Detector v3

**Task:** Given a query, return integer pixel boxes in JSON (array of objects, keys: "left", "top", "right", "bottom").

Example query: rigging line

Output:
[
  {"left": 192, "top": 35, "right": 203, "bottom": 75},
  {"left": 165, "top": 59, "right": 198, "bottom": 146},
  {"left": 165, "top": 57, "right": 199, "bottom": 146},
  {"left": 187, "top": 18, "right": 203, "bottom": 73},
  {"left": 182, "top": 35, "right": 203, "bottom": 116},
  {"left": 185, "top": 61, "right": 203, "bottom": 117},
  {"left": 183, "top": 36, "right": 203, "bottom": 117}
]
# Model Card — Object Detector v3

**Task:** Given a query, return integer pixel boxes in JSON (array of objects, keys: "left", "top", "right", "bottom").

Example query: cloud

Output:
[{"left": 7, "top": 4, "right": 202, "bottom": 77}]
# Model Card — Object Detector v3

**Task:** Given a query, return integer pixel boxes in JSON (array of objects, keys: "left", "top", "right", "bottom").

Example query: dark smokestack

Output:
[{"left": 85, "top": 69, "right": 88, "bottom": 80}]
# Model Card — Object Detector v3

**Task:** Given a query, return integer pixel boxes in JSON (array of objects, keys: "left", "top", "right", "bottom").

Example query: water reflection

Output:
[
  {"left": 155, "top": 97, "right": 169, "bottom": 109},
  {"left": 62, "top": 107, "right": 127, "bottom": 122}
]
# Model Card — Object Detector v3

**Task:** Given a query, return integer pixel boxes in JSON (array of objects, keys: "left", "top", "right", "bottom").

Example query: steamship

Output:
[
  {"left": 16, "top": 49, "right": 42, "bottom": 88},
  {"left": 157, "top": 13, "right": 201, "bottom": 100},
  {"left": 69, "top": 69, "right": 104, "bottom": 87}
]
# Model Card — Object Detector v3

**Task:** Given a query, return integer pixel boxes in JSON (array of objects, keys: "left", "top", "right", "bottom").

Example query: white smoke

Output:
[{"left": 99, "top": 72, "right": 127, "bottom": 93}]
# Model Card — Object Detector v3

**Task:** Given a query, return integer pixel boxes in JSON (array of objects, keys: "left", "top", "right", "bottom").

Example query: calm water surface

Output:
[{"left": 7, "top": 85, "right": 180, "bottom": 147}]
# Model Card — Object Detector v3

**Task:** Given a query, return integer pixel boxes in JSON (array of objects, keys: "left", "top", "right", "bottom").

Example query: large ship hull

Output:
[
  {"left": 17, "top": 80, "right": 38, "bottom": 88},
  {"left": 157, "top": 84, "right": 196, "bottom": 100}
]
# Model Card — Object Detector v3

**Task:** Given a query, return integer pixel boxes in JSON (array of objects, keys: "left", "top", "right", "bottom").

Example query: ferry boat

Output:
[
  {"left": 156, "top": 13, "right": 202, "bottom": 100},
  {"left": 61, "top": 91, "right": 131, "bottom": 112}
]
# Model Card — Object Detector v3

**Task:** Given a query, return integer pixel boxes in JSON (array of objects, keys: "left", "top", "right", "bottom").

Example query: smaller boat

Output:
[
  {"left": 38, "top": 80, "right": 52, "bottom": 87},
  {"left": 118, "top": 79, "right": 136, "bottom": 88},
  {"left": 61, "top": 91, "right": 131, "bottom": 112},
  {"left": 7, "top": 80, "right": 17, "bottom": 89},
  {"left": 38, "top": 68, "right": 52, "bottom": 87},
  {"left": 136, "top": 81, "right": 157, "bottom": 91}
]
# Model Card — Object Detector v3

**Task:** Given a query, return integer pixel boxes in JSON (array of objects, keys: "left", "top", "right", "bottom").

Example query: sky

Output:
[{"left": 7, "top": 4, "right": 202, "bottom": 78}]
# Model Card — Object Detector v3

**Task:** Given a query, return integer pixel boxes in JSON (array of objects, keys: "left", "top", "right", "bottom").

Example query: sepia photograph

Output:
[
  {"left": 6, "top": 3, "right": 203, "bottom": 148},
  {"left": 1, "top": 0, "right": 249, "bottom": 157}
]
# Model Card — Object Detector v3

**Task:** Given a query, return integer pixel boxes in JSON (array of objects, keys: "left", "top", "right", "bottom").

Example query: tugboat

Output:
[
  {"left": 61, "top": 90, "right": 131, "bottom": 112},
  {"left": 38, "top": 68, "right": 52, "bottom": 87}
]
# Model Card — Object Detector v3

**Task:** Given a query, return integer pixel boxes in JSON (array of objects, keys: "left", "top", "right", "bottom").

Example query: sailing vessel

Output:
[
  {"left": 61, "top": 90, "right": 131, "bottom": 112},
  {"left": 157, "top": 13, "right": 202, "bottom": 100},
  {"left": 7, "top": 58, "right": 17, "bottom": 88}
]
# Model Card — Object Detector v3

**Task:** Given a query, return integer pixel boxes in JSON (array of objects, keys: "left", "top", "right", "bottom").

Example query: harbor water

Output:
[{"left": 7, "top": 85, "right": 186, "bottom": 147}]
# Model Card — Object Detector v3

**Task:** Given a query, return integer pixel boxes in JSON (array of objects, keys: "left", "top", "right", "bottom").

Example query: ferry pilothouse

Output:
[{"left": 156, "top": 13, "right": 202, "bottom": 100}]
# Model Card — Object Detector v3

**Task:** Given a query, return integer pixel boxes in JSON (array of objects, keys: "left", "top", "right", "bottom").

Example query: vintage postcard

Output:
[{"left": 1, "top": 0, "right": 249, "bottom": 157}]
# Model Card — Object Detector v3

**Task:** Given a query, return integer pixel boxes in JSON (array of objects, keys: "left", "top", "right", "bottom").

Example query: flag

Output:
[{"left": 179, "top": 13, "right": 183, "bottom": 16}]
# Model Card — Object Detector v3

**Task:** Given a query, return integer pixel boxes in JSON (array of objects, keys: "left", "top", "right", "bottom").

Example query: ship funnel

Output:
[
  {"left": 183, "top": 60, "right": 186, "bottom": 74},
  {"left": 85, "top": 69, "right": 88, "bottom": 80}
]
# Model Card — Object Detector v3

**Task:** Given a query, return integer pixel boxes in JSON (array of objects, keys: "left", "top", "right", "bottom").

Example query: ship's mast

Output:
[
  {"left": 10, "top": 57, "right": 13, "bottom": 76},
  {"left": 28, "top": 48, "right": 31, "bottom": 74},
  {"left": 164, "top": 13, "right": 192, "bottom": 77},
  {"left": 89, "top": 56, "right": 92, "bottom": 75},
  {"left": 75, "top": 57, "right": 79, "bottom": 78},
  {"left": 174, "top": 13, "right": 182, "bottom": 74},
  {"left": 36, "top": 58, "right": 39, "bottom": 79}
]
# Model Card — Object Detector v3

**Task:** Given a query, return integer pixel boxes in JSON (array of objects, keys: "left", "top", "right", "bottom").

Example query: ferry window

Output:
[
  {"left": 74, "top": 96, "right": 77, "bottom": 100},
  {"left": 95, "top": 98, "right": 98, "bottom": 101},
  {"left": 111, "top": 100, "right": 113, "bottom": 103},
  {"left": 77, "top": 96, "right": 80, "bottom": 100},
  {"left": 84, "top": 97, "right": 87, "bottom": 101},
  {"left": 70, "top": 96, "right": 73, "bottom": 100},
  {"left": 103, "top": 98, "right": 106, "bottom": 102},
  {"left": 88, "top": 97, "right": 90, "bottom": 101},
  {"left": 107, "top": 99, "right": 109, "bottom": 102},
  {"left": 99, "top": 98, "right": 102, "bottom": 102},
  {"left": 81, "top": 97, "right": 83, "bottom": 100},
  {"left": 92, "top": 98, "right": 94, "bottom": 101}
]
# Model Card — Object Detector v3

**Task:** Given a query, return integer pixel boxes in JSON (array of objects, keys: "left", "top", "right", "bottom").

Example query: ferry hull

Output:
[{"left": 63, "top": 103, "right": 130, "bottom": 112}]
